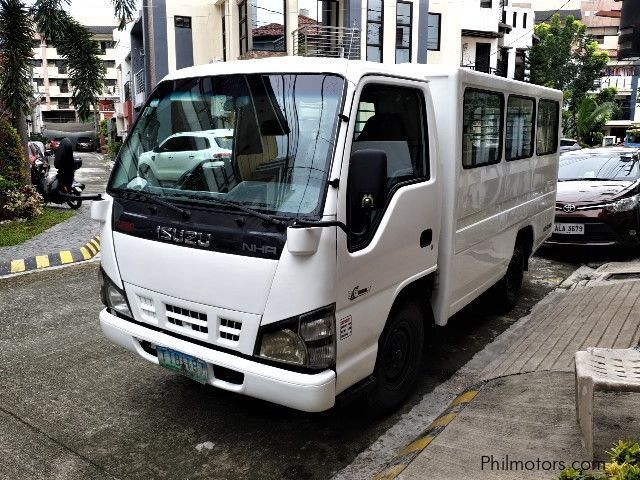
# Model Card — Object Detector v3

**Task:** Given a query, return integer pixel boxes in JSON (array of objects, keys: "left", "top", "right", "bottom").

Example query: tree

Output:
[
  {"left": 528, "top": 14, "right": 609, "bottom": 136},
  {"left": 0, "top": 0, "right": 137, "bottom": 135}
]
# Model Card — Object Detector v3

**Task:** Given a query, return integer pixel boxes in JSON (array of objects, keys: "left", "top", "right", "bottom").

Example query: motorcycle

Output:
[{"left": 31, "top": 153, "right": 86, "bottom": 209}]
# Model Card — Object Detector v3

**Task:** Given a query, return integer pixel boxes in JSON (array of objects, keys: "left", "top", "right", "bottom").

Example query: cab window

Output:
[{"left": 349, "top": 83, "right": 429, "bottom": 250}]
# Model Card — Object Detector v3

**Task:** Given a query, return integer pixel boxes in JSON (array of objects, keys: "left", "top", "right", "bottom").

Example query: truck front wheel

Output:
[{"left": 366, "top": 302, "right": 424, "bottom": 414}]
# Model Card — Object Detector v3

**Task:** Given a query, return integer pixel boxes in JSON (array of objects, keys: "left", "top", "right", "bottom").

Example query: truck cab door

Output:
[{"left": 334, "top": 77, "right": 441, "bottom": 393}]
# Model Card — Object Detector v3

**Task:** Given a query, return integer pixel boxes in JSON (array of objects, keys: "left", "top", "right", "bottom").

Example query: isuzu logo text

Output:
[{"left": 157, "top": 226, "right": 211, "bottom": 247}]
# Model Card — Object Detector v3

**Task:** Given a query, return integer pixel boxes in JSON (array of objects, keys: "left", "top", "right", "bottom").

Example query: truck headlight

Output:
[
  {"left": 605, "top": 194, "right": 640, "bottom": 213},
  {"left": 98, "top": 268, "right": 133, "bottom": 318},
  {"left": 257, "top": 305, "right": 336, "bottom": 370}
]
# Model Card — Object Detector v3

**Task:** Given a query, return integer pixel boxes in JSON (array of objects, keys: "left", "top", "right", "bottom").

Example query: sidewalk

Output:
[
  {"left": 379, "top": 261, "right": 640, "bottom": 480},
  {"left": 0, "top": 152, "right": 109, "bottom": 275}
]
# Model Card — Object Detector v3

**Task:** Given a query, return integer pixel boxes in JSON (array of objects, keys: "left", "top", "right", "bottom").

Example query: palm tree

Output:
[
  {"left": 0, "top": 0, "right": 137, "bottom": 148},
  {"left": 576, "top": 96, "right": 617, "bottom": 147}
]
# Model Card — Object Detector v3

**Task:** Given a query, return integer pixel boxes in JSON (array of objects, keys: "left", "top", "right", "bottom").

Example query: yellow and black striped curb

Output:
[
  {"left": 0, "top": 236, "right": 101, "bottom": 276},
  {"left": 373, "top": 381, "right": 487, "bottom": 480}
]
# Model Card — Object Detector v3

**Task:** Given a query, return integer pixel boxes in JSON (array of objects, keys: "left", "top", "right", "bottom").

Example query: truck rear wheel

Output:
[
  {"left": 494, "top": 243, "right": 525, "bottom": 311},
  {"left": 366, "top": 302, "right": 424, "bottom": 414}
]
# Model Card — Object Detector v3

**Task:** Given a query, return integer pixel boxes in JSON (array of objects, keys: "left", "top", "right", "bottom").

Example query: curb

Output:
[
  {"left": 0, "top": 236, "right": 101, "bottom": 276},
  {"left": 372, "top": 381, "right": 486, "bottom": 480}
]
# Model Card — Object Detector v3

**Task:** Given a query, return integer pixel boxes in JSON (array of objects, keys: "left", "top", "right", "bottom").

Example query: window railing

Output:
[
  {"left": 292, "top": 25, "right": 361, "bottom": 60},
  {"left": 124, "top": 80, "right": 131, "bottom": 101},
  {"left": 134, "top": 69, "right": 144, "bottom": 95},
  {"left": 462, "top": 64, "right": 499, "bottom": 75}
]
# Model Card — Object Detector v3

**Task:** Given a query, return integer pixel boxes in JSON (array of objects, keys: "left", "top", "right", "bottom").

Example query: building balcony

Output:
[
  {"left": 600, "top": 75, "right": 635, "bottom": 92},
  {"left": 461, "top": 63, "right": 508, "bottom": 77},
  {"left": 292, "top": 25, "right": 361, "bottom": 60}
]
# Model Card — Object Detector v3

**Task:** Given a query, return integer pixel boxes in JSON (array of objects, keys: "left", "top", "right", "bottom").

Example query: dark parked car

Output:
[
  {"left": 548, "top": 147, "right": 640, "bottom": 247},
  {"left": 75, "top": 136, "right": 94, "bottom": 152}
]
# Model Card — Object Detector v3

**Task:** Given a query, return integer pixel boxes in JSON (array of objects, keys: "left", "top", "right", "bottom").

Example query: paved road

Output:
[
  {"left": 0, "top": 250, "right": 584, "bottom": 480},
  {"left": 0, "top": 152, "right": 110, "bottom": 263}
]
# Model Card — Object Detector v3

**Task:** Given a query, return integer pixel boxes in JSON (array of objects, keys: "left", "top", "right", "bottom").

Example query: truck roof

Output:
[{"left": 161, "top": 56, "right": 562, "bottom": 100}]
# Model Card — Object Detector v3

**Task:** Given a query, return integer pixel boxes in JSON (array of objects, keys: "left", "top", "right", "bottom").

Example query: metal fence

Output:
[{"left": 292, "top": 25, "right": 361, "bottom": 60}]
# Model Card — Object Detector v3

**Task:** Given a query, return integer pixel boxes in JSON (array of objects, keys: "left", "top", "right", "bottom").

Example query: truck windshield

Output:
[{"left": 109, "top": 74, "right": 345, "bottom": 216}]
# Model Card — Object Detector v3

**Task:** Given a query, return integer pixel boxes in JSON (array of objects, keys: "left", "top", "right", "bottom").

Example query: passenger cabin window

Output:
[
  {"left": 537, "top": 100, "right": 560, "bottom": 155},
  {"left": 350, "top": 83, "right": 428, "bottom": 248},
  {"left": 462, "top": 89, "right": 504, "bottom": 168},
  {"left": 505, "top": 96, "right": 535, "bottom": 161}
]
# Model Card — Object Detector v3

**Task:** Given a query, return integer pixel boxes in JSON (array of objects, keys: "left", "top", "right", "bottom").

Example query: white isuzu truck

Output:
[{"left": 93, "top": 58, "right": 562, "bottom": 412}]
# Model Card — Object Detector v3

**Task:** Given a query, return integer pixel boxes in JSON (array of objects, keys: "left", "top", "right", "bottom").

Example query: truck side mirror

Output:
[{"left": 347, "top": 149, "right": 387, "bottom": 236}]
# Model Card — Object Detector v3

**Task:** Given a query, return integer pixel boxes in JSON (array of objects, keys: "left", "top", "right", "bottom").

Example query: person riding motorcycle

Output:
[{"left": 53, "top": 137, "right": 75, "bottom": 192}]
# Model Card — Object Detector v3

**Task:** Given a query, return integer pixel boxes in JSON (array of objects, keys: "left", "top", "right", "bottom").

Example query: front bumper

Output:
[
  {"left": 100, "top": 309, "right": 336, "bottom": 412},
  {"left": 547, "top": 208, "right": 640, "bottom": 246}
]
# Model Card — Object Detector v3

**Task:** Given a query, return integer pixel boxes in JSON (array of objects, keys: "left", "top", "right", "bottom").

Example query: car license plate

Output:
[
  {"left": 554, "top": 223, "right": 584, "bottom": 235},
  {"left": 157, "top": 346, "right": 209, "bottom": 384}
]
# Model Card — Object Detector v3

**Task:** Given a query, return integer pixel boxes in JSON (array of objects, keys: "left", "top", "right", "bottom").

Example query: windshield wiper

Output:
[
  {"left": 171, "top": 193, "right": 289, "bottom": 227},
  {"left": 116, "top": 189, "right": 191, "bottom": 220}
]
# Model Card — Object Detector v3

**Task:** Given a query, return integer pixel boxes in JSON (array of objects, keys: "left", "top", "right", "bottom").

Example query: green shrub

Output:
[
  {"left": 2, "top": 184, "right": 43, "bottom": 220},
  {"left": 0, "top": 119, "right": 27, "bottom": 192},
  {"left": 108, "top": 140, "right": 121, "bottom": 159},
  {"left": 559, "top": 440, "right": 640, "bottom": 480}
]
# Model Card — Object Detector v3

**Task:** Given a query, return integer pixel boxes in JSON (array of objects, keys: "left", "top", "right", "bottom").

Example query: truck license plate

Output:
[
  {"left": 157, "top": 346, "right": 209, "bottom": 384},
  {"left": 554, "top": 223, "right": 584, "bottom": 235}
]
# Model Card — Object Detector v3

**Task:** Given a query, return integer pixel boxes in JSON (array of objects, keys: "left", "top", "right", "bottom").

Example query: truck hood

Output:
[
  {"left": 556, "top": 180, "right": 634, "bottom": 204},
  {"left": 113, "top": 232, "right": 278, "bottom": 315}
]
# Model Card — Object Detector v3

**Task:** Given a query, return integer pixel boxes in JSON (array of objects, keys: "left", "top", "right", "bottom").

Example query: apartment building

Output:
[
  {"left": 30, "top": 25, "right": 119, "bottom": 131},
  {"left": 615, "top": 0, "right": 640, "bottom": 134},
  {"left": 118, "top": 0, "right": 432, "bottom": 127},
  {"left": 427, "top": 0, "right": 533, "bottom": 80}
]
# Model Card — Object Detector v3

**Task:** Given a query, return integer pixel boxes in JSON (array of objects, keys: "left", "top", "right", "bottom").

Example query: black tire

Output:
[
  {"left": 67, "top": 197, "right": 82, "bottom": 209},
  {"left": 366, "top": 302, "right": 425, "bottom": 414},
  {"left": 494, "top": 243, "right": 525, "bottom": 312}
]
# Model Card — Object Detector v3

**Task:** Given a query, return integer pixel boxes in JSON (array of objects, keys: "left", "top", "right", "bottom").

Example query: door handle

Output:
[{"left": 420, "top": 229, "right": 432, "bottom": 248}]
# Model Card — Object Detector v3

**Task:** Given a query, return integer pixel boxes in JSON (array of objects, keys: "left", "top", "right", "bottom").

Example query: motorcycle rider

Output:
[{"left": 53, "top": 137, "right": 74, "bottom": 192}]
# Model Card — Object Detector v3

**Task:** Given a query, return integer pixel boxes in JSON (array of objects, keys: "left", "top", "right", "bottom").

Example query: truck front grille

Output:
[
  {"left": 165, "top": 303, "right": 208, "bottom": 334},
  {"left": 219, "top": 318, "right": 242, "bottom": 342}
]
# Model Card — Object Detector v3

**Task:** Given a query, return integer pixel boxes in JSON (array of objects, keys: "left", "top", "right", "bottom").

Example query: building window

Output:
[
  {"left": 480, "top": 0, "right": 491, "bottom": 7},
  {"left": 221, "top": 8, "right": 227, "bottom": 61},
  {"left": 395, "top": 1, "right": 412, "bottom": 63},
  {"left": 175, "top": 16, "right": 192, "bottom": 29},
  {"left": 462, "top": 88, "right": 504, "bottom": 168},
  {"left": 59, "top": 80, "right": 69, "bottom": 93},
  {"left": 104, "top": 60, "right": 116, "bottom": 69},
  {"left": 522, "top": 12, "right": 527, "bottom": 28},
  {"left": 250, "top": 0, "right": 286, "bottom": 52},
  {"left": 239, "top": 0, "right": 248, "bottom": 55},
  {"left": 513, "top": 12, "right": 517, "bottom": 27},
  {"left": 505, "top": 95, "right": 535, "bottom": 161},
  {"left": 427, "top": 13, "right": 441, "bottom": 51},
  {"left": 367, "top": 0, "right": 383, "bottom": 62}
]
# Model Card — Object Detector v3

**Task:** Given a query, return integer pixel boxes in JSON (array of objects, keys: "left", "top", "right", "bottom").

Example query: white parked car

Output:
[
  {"left": 138, "top": 129, "right": 233, "bottom": 185},
  {"left": 560, "top": 138, "right": 581, "bottom": 153}
]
